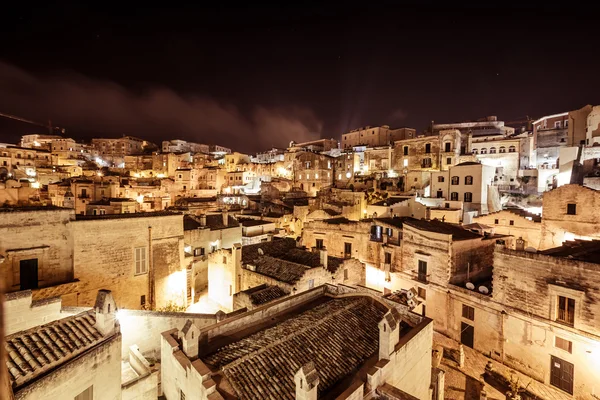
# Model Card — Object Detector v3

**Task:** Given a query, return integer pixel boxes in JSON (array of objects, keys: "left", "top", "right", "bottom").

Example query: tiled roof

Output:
[
  {"left": 404, "top": 219, "right": 482, "bottom": 241},
  {"left": 202, "top": 297, "right": 386, "bottom": 399},
  {"left": 539, "top": 239, "right": 600, "bottom": 264},
  {"left": 242, "top": 238, "right": 344, "bottom": 274},
  {"left": 247, "top": 285, "right": 288, "bottom": 305},
  {"left": 5, "top": 310, "right": 107, "bottom": 390},
  {"left": 249, "top": 256, "right": 309, "bottom": 284}
]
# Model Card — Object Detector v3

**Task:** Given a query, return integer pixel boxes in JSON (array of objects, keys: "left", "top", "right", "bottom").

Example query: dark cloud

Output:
[{"left": 0, "top": 61, "right": 322, "bottom": 152}]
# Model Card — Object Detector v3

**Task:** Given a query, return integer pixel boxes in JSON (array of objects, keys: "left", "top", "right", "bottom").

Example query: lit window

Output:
[{"left": 134, "top": 247, "right": 147, "bottom": 275}]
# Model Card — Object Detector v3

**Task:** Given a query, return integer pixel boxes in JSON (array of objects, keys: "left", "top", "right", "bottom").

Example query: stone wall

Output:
[
  {"left": 117, "top": 309, "right": 217, "bottom": 361},
  {"left": 473, "top": 210, "right": 542, "bottom": 250},
  {"left": 1, "top": 208, "right": 74, "bottom": 293},
  {"left": 14, "top": 334, "right": 122, "bottom": 400},
  {"left": 71, "top": 214, "right": 185, "bottom": 310},
  {"left": 4, "top": 291, "right": 63, "bottom": 335}
]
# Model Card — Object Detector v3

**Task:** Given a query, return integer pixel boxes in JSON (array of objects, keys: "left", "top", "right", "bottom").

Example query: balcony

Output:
[
  {"left": 416, "top": 273, "right": 429, "bottom": 284},
  {"left": 78, "top": 194, "right": 90, "bottom": 199},
  {"left": 370, "top": 234, "right": 383, "bottom": 243},
  {"left": 385, "top": 236, "right": 401, "bottom": 246}
]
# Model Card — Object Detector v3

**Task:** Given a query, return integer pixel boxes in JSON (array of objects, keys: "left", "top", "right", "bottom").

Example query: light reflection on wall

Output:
[{"left": 365, "top": 264, "right": 385, "bottom": 292}]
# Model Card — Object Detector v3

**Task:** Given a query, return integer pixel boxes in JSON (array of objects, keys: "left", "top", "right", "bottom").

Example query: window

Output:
[
  {"left": 178, "top": 174, "right": 182, "bottom": 179},
  {"left": 490, "top": 147, "right": 496, "bottom": 154},
  {"left": 509, "top": 146, "right": 516, "bottom": 153},
  {"left": 223, "top": 256, "right": 227, "bottom": 264},
  {"left": 344, "top": 269, "right": 348, "bottom": 280},
  {"left": 464, "top": 192, "right": 472, "bottom": 202},
  {"left": 480, "top": 148, "right": 487, "bottom": 154},
  {"left": 499, "top": 146, "right": 506, "bottom": 153},
  {"left": 403, "top": 146, "right": 408, "bottom": 156},
  {"left": 135, "top": 247, "right": 147, "bottom": 275},
  {"left": 141, "top": 295, "right": 146, "bottom": 308},
  {"left": 316, "top": 239, "right": 324, "bottom": 249},
  {"left": 450, "top": 192, "right": 458, "bottom": 201},
  {"left": 425, "top": 143, "right": 431, "bottom": 153},
  {"left": 445, "top": 142, "right": 451, "bottom": 152},
  {"left": 557, "top": 296, "right": 575, "bottom": 325},
  {"left": 422, "top": 158, "right": 432, "bottom": 168},
  {"left": 472, "top": 148, "right": 478, "bottom": 154},
  {"left": 566, "top": 203, "right": 576, "bottom": 215},
  {"left": 446, "top": 157, "right": 452, "bottom": 165},
  {"left": 417, "top": 260, "right": 427, "bottom": 282},
  {"left": 555, "top": 336, "right": 572, "bottom": 353},
  {"left": 465, "top": 176, "right": 473, "bottom": 185},
  {"left": 555, "top": 121, "right": 562, "bottom": 128},
  {"left": 194, "top": 247, "right": 205, "bottom": 256},
  {"left": 384, "top": 252, "right": 392, "bottom": 264},
  {"left": 438, "top": 176, "right": 445, "bottom": 183},
  {"left": 494, "top": 219, "right": 499, "bottom": 224},
  {"left": 75, "top": 386, "right": 93, "bottom": 400},
  {"left": 418, "top": 287, "right": 426, "bottom": 300},
  {"left": 344, "top": 242, "right": 352, "bottom": 257},
  {"left": 308, "top": 279, "right": 314, "bottom": 289},
  {"left": 462, "top": 304, "right": 475, "bottom": 321},
  {"left": 509, "top": 220, "right": 514, "bottom": 226},
  {"left": 451, "top": 176, "right": 459, "bottom": 185},
  {"left": 564, "top": 120, "right": 569, "bottom": 127}
]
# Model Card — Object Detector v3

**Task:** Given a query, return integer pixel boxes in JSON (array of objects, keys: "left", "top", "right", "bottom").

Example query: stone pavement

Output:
[{"left": 433, "top": 332, "right": 572, "bottom": 400}]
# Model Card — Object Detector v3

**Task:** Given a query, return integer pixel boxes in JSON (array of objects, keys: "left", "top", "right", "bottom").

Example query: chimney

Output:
[
  {"left": 94, "top": 290, "right": 118, "bottom": 337},
  {"left": 378, "top": 310, "right": 400, "bottom": 360},
  {"left": 199, "top": 214, "right": 206, "bottom": 227},
  {"left": 179, "top": 320, "right": 200, "bottom": 358},
  {"left": 319, "top": 247, "right": 328, "bottom": 270},
  {"left": 294, "top": 362, "right": 319, "bottom": 400},
  {"left": 222, "top": 210, "right": 229, "bottom": 226}
]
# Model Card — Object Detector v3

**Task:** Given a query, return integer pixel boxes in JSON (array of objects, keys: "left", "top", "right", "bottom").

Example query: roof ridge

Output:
[{"left": 221, "top": 298, "right": 363, "bottom": 372}]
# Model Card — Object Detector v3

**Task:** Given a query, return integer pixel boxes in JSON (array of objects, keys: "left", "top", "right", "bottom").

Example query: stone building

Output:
[
  {"left": 290, "top": 151, "right": 334, "bottom": 196},
  {"left": 430, "top": 161, "right": 497, "bottom": 216},
  {"left": 433, "top": 115, "right": 514, "bottom": 141},
  {"left": 161, "top": 284, "right": 433, "bottom": 399},
  {"left": 341, "top": 125, "right": 416, "bottom": 149},
  {"left": 239, "top": 218, "right": 277, "bottom": 245},
  {"left": 162, "top": 139, "right": 209, "bottom": 154},
  {"left": 71, "top": 212, "right": 186, "bottom": 310},
  {"left": 207, "top": 238, "right": 365, "bottom": 311},
  {"left": 5, "top": 290, "right": 122, "bottom": 400},
  {"left": 472, "top": 208, "right": 542, "bottom": 250},
  {"left": 0, "top": 207, "right": 75, "bottom": 296},
  {"left": 91, "top": 136, "right": 149, "bottom": 166},
  {"left": 183, "top": 213, "right": 241, "bottom": 298},
  {"left": 532, "top": 112, "right": 569, "bottom": 170},
  {"left": 586, "top": 105, "right": 600, "bottom": 146},
  {"left": 471, "top": 135, "right": 523, "bottom": 187},
  {"left": 233, "top": 283, "right": 289, "bottom": 310},
  {"left": 86, "top": 198, "right": 138, "bottom": 215},
  {"left": 539, "top": 184, "right": 600, "bottom": 249}
]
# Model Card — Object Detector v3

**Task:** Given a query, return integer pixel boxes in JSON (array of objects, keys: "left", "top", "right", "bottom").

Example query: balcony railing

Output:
[
  {"left": 370, "top": 235, "right": 383, "bottom": 242},
  {"left": 386, "top": 236, "right": 401, "bottom": 246},
  {"left": 417, "top": 273, "right": 429, "bottom": 283},
  {"left": 78, "top": 194, "right": 90, "bottom": 199}
]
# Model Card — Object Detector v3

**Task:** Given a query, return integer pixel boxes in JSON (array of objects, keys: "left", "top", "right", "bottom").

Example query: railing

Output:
[
  {"left": 370, "top": 235, "right": 383, "bottom": 242},
  {"left": 417, "top": 273, "right": 429, "bottom": 283},
  {"left": 78, "top": 194, "right": 90, "bottom": 199},
  {"left": 386, "top": 236, "right": 401, "bottom": 246}
]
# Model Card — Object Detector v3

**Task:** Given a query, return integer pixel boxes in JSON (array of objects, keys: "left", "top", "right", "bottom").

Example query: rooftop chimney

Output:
[
  {"left": 222, "top": 210, "right": 228, "bottom": 226},
  {"left": 319, "top": 247, "right": 328, "bottom": 270},
  {"left": 94, "top": 289, "right": 118, "bottom": 337},
  {"left": 179, "top": 319, "right": 200, "bottom": 358},
  {"left": 295, "top": 362, "right": 319, "bottom": 400},
  {"left": 378, "top": 310, "right": 400, "bottom": 360}
]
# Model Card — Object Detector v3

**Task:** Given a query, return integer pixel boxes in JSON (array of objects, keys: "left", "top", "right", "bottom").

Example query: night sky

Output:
[{"left": 1, "top": 2, "right": 599, "bottom": 152}]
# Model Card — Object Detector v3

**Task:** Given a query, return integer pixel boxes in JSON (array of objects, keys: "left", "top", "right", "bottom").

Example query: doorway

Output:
[
  {"left": 460, "top": 322, "right": 474, "bottom": 348},
  {"left": 550, "top": 355, "right": 574, "bottom": 395},
  {"left": 20, "top": 259, "right": 39, "bottom": 290}
]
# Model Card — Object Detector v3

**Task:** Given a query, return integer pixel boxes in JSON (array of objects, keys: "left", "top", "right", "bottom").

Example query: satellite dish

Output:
[
  {"left": 258, "top": 248, "right": 264, "bottom": 255},
  {"left": 478, "top": 286, "right": 489, "bottom": 294},
  {"left": 466, "top": 282, "right": 475, "bottom": 290}
]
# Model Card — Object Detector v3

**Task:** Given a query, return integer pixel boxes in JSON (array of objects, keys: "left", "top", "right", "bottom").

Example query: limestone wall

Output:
[
  {"left": 14, "top": 334, "right": 122, "bottom": 400},
  {"left": 71, "top": 214, "right": 185, "bottom": 309},
  {"left": 4, "top": 291, "right": 63, "bottom": 335}
]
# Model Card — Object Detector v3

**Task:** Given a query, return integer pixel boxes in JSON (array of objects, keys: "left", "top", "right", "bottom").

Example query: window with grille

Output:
[
  {"left": 135, "top": 247, "right": 147, "bottom": 275},
  {"left": 462, "top": 304, "right": 475, "bottom": 321},
  {"left": 557, "top": 296, "right": 575, "bottom": 325}
]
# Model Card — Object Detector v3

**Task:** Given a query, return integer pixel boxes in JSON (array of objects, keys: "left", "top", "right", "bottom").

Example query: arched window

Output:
[
  {"left": 499, "top": 146, "right": 506, "bottom": 153},
  {"left": 472, "top": 148, "right": 478, "bottom": 154},
  {"left": 490, "top": 147, "right": 497, "bottom": 154},
  {"left": 451, "top": 176, "right": 459, "bottom": 185},
  {"left": 464, "top": 192, "right": 473, "bottom": 202},
  {"left": 509, "top": 145, "right": 516, "bottom": 153},
  {"left": 480, "top": 148, "right": 487, "bottom": 154},
  {"left": 465, "top": 176, "right": 473, "bottom": 185},
  {"left": 450, "top": 192, "right": 458, "bottom": 201},
  {"left": 438, "top": 176, "right": 445, "bottom": 183}
]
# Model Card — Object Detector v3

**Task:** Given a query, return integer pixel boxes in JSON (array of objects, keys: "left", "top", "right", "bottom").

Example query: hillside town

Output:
[{"left": 2, "top": 105, "right": 600, "bottom": 400}]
